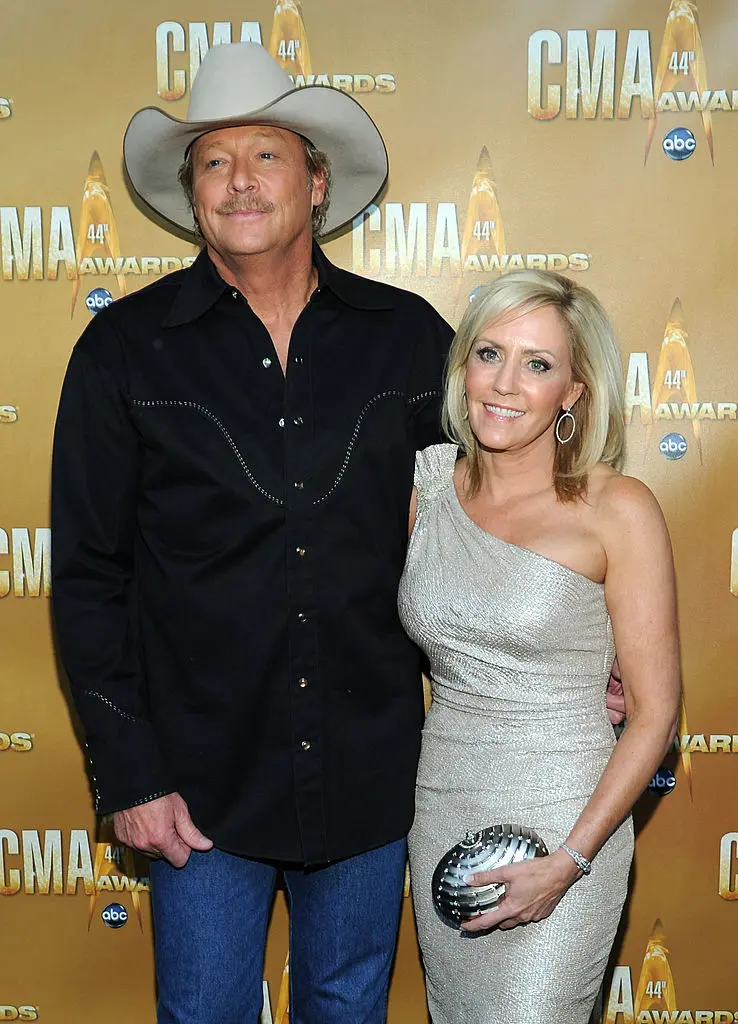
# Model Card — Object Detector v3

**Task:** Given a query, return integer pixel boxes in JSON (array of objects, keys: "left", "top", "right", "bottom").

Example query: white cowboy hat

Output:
[{"left": 123, "top": 42, "right": 388, "bottom": 238}]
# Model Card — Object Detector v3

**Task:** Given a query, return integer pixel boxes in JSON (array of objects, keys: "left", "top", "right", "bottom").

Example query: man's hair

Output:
[
  {"left": 443, "top": 269, "right": 625, "bottom": 503},
  {"left": 177, "top": 134, "right": 332, "bottom": 238}
]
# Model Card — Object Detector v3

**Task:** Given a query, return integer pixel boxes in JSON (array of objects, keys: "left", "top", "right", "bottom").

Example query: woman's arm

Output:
[
  {"left": 559, "top": 475, "right": 680, "bottom": 856},
  {"left": 463, "top": 475, "right": 681, "bottom": 931}
]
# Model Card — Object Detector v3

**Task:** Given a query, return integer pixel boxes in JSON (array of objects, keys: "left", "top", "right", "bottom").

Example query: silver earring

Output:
[
  {"left": 462, "top": 391, "right": 469, "bottom": 421},
  {"left": 555, "top": 408, "right": 576, "bottom": 444}
]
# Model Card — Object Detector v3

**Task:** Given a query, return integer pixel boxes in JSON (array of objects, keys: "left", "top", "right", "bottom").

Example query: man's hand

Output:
[
  {"left": 606, "top": 657, "right": 626, "bottom": 726},
  {"left": 113, "top": 792, "right": 213, "bottom": 868}
]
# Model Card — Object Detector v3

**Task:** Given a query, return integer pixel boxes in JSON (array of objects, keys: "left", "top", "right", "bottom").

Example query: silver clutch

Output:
[{"left": 432, "top": 824, "right": 549, "bottom": 928}]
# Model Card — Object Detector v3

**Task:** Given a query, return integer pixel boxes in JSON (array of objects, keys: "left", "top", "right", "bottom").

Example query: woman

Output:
[{"left": 399, "top": 270, "right": 680, "bottom": 1023}]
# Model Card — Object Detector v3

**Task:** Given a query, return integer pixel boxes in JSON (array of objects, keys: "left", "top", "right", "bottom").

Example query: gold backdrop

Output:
[{"left": 1, "top": 1, "right": 736, "bottom": 1021}]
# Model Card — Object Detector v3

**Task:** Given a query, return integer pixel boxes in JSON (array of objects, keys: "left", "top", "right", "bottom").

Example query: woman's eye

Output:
[
  {"left": 529, "top": 359, "right": 551, "bottom": 373},
  {"left": 477, "top": 346, "right": 499, "bottom": 361}
]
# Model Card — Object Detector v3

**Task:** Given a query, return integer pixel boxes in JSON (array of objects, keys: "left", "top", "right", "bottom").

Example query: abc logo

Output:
[
  {"left": 0, "top": 733, "right": 33, "bottom": 752},
  {"left": 648, "top": 767, "right": 676, "bottom": 796},
  {"left": 659, "top": 433, "right": 688, "bottom": 461},
  {"left": 662, "top": 127, "right": 696, "bottom": 161},
  {"left": 102, "top": 902, "right": 128, "bottom": 928},
  {"left": 0, "top": 1010, "right": 39, "bottom": 1022},
  {"left": 85, "top": 288, "right": 114, "bottom": 314}
]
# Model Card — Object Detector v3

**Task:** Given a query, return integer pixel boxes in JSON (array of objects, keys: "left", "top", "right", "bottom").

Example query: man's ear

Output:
[{"left": 310, "top": 170, "right": 327, "bottom": 208}]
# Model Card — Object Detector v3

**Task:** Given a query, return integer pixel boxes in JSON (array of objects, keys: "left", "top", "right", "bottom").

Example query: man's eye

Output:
[
  {"left": 259, "top": 152, "right": 275, "bottom": 160},
  {"left": 206, "top": 158, "right": 222, "bottom": 168}
]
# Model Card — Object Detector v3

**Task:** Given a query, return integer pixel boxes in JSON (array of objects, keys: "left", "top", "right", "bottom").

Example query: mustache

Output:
[{"left": 216, "top": 198, "right": 275, "bottom": 215}]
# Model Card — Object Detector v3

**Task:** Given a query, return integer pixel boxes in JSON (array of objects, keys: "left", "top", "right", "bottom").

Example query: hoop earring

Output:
[
  {"left": 462, "top": 391, "right": 469, "bottom": 421},
  {"left": 555, "top": 408, "right": 576, "bottom": 444}
]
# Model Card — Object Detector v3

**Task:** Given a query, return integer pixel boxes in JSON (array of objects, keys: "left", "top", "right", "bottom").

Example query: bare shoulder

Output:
[{"left": 587, "top": 465, "right": 669, "bottom": 544}]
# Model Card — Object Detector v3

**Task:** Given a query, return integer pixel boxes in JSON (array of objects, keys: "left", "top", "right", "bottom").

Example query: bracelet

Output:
[{"left": 560, "top": 844, "right": 592, "bottom": 875}]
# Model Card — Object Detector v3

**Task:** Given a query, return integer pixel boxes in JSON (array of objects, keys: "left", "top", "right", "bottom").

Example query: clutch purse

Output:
[{"left": 432, "top": 824, "right": 549, "bottom": 928}]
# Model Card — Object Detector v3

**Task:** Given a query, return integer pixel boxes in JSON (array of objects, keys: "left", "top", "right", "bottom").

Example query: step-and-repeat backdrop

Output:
[{"left": 1, "top": 0, "right": 736, "bottom": 1021}]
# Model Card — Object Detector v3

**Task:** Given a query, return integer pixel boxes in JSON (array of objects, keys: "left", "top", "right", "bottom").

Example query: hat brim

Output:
[{"left": 123, "top": 85, "right": 388, "bottom": 239}]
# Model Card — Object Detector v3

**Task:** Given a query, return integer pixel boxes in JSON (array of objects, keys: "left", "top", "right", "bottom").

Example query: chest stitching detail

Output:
[
  {"left": 130, "top": 399, "right": 284, "bottom": 505},
  {"left": 407, "top": 389, "right": 440, "bottom": 405},
  {"left": 313, "top": 390, "right": 404, "bottom": 505},
  {"left": 79, "top": 689, "right": 138, "bottom": 723}
]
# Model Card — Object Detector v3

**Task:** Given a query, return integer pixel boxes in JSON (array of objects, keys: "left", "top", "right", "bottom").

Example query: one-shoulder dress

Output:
[{"left": 398, "top": 444, "right": 633, "bottom": 1024}]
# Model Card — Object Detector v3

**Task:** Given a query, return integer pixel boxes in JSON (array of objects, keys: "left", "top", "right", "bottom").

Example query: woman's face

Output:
[{"left": 464, "top": 304, "right": 584, "bottom": 455}]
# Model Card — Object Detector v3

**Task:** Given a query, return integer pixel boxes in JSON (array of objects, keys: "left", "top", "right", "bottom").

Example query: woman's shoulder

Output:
[
  {"left": 414, "top": 443, "right": 460, "bottom": 490},
  {"left": 586, "top": 464, "right": 666, "bottom": 534}
]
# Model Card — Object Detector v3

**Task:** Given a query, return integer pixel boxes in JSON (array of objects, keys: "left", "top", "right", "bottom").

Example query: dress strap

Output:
[{"left": 414, "top": 443, "right": 459, "bottom": 504}]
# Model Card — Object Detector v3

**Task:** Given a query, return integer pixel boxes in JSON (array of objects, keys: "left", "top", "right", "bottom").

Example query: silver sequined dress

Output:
[{"left": 398, "top": 444, "right": 633, "bottom": 1024}]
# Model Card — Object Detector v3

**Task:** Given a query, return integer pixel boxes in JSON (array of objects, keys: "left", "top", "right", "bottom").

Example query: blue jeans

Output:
[{"left": 149, "top": 838, "right": 407, "bottom": 1024}]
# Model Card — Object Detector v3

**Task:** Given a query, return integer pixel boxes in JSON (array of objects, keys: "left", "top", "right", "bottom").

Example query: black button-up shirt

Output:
[{"left": 51, "top": 244, "right": 453, "bottom": 864}]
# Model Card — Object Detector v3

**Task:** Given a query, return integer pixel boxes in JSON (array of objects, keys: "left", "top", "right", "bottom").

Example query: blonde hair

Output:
[{"left": 442, "top": 270, "right": 625, "bottom": 502}]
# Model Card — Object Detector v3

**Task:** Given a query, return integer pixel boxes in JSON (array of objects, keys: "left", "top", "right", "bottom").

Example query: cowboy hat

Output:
[{"left": 123, "top": 42, "right": 388, "bottom": 238}]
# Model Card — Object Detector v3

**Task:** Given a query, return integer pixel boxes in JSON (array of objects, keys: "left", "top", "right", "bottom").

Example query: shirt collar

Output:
[
  {"left": 163, "top": 241, "right": 395, "bottom": 328},
  {"left": 163, "top": 248, "right": 229, "bottom": 328},
  {"left": 311, "top": 242, "right": 395, "bottom": 311}
]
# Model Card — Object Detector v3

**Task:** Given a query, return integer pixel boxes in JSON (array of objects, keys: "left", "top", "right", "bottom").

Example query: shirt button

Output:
[
  {"left": 296, "top": 546, "right": 306, "bottom": 557},
  {"left": 262, "top": 357, "right": 272, "bottom": 368},
  {"left": 294, "top": 480, "right": 304, "bottom": 490},
  {"left": 293, "top": 416, "right": 304, "bottom": 426},
  {"left": 298, "top": 677, "right": 308, "bottom": 688},
  {"left": 301, "top": 740, "right": 311, "bottom": 751},
  {"left": 297, "top": 611, "right": 307, "bottom": 623},
  {"left": 278, "top": 417, "right": 285, "bottom": 428}
]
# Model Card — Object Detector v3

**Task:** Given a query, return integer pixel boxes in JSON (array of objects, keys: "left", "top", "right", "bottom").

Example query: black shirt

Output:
[{"left": 51, "top": 244, "right": 453, "bottom": 864}]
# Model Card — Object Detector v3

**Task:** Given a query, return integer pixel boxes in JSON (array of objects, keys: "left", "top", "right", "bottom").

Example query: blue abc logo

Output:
[
  {"left": 659, "top": 433, "right": 688, "bottom": 461},
  {"left": 648, "top": 767, "right": 676, "bottom": 796},
  {"left": 102, "top": 902, "right": 128, "bottom": 928},
  {"left": 85, "top": 288, "right": 114, "bottom": 314},
  {"left": 662, "top": 127, "right": 696, "bottom": 161}
]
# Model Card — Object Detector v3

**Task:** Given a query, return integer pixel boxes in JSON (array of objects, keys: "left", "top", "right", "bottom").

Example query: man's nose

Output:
[{"left": 227, "top": 158, "right": 258, "bottom": 193}]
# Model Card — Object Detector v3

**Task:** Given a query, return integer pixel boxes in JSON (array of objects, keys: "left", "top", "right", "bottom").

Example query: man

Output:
[{"left": 52, "top": 42, "right": 452, "bottom": 1024}]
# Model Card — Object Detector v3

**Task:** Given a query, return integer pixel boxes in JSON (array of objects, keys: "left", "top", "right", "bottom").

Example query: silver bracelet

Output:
[{"left": 560, "top": 844, "right": 592, "bottom": 875}]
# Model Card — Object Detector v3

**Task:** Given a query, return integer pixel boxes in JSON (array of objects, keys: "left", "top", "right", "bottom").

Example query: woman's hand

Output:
[{"left": 460, "top": 848, "right": 581, "bottom": 933}]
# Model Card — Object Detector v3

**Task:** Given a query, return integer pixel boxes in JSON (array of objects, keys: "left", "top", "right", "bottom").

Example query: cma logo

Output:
[
  {"left": 0, "top": 98, "right": 11, "bottom": 119},
  {"left": 659, "top": 433, "right": 687, "bottom": 460},
  {"left": 663, "top": 126, "right": 696, "bottom": 160},
  {"left": 719, "top": 832, "right": 738, "bottom": 900},
  {"left": 0, "top": 1010, "right": 38, "bottom": 1022},
  {"left": 0, "top": 407, "right": 17, "bottom": 424},
  {"left": 0, "top": 733, "right": 33, "bottom": 752},
  {"left": 156, "top": 22, "right": 261, "bottom": 100}
]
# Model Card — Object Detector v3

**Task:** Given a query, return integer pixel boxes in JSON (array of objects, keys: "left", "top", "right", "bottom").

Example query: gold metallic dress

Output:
[{"left": 398, "top": 444, "right": 633, "bottom": 1024}]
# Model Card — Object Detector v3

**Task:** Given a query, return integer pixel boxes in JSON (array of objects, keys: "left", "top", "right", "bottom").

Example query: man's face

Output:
[{"left": 191, "top": 125, "right": 325, "bottom": 257}]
